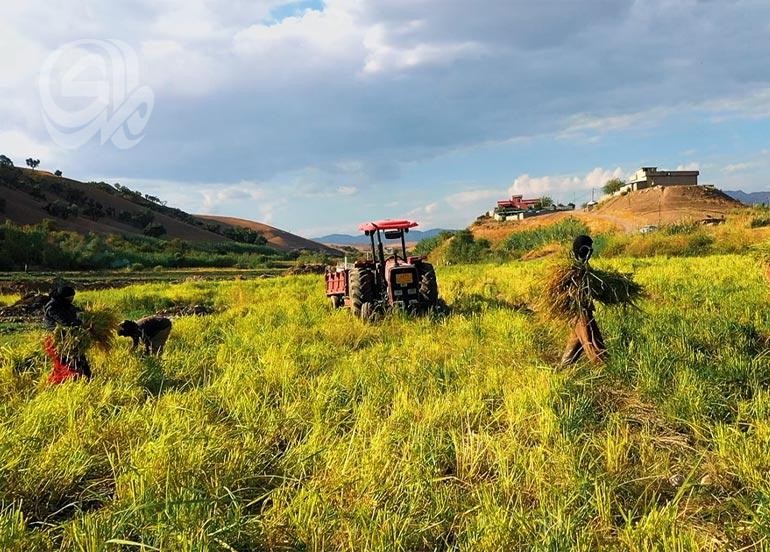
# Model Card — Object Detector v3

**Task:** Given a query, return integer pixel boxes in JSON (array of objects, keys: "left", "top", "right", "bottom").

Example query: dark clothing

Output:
[
  {"left": 131, "top": 316, "right": 172, "bottom": 355},
  {"left": 42, "top": 294, "right": 91, "bottom": 382},
  {"left": 43, "top": 297, "right": 81, "bottom": 330}
]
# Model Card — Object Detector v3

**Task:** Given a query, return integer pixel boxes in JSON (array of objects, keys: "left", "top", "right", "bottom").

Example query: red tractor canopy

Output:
[{"left": 358, "top": 219, "right": 419, "bottom": 233}]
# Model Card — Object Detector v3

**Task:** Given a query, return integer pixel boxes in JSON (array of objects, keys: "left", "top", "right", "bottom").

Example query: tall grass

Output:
[
  {"left": 0, "top": 257, "right": 769, "bottom": 549},
  {"left": 501, "top": 218, "right": 589, "bottom": 257}
]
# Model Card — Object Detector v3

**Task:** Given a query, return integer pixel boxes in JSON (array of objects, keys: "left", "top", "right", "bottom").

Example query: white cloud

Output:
[
  {"left": 444, "top": 189, "right": 500, "bottom": 209},
  {"left": 723, "top": 162, "right": 754, "bottom": 173},
  {"left": 509, "top": 167, "right": 624, "bottom": 197},
  {"left": 0, "top": 130, "right": 59, "bottom": 165},
  {"left": 675, "top": 162, "right": 700, "bottom": 171}
]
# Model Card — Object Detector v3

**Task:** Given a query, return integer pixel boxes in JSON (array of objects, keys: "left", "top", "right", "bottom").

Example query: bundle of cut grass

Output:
[
  {"left": 52, "top": 305, "right": 119, "bottom": 357},
  {"left": 540, "top": 260, "right": 644, "bottom": 321}
]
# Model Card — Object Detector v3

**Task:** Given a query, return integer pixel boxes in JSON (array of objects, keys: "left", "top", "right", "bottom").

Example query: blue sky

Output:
[{"left": 2, "top": 0, "right": 770, "bottom": 236}]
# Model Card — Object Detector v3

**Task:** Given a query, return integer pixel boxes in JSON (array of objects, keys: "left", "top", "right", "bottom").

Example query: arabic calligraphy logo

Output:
[{"left": 39, "top": 39, "right": 154, "bottom": 149}]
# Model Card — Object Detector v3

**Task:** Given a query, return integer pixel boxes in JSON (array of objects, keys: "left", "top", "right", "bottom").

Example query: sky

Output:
[{"left": 3, "top": 0, "right": 770, "bottom": 237}]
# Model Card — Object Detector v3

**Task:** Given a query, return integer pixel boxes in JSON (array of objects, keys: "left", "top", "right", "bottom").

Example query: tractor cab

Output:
[
  {"left": 359, "top": 219, "right": 418, "bottom": 263},
  {"left": 325, "top": 219, "right": 442, "bottom": 319}
]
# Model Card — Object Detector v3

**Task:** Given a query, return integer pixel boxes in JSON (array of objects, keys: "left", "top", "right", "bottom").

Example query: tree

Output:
[
  {"left": 143, "top": 222, "right": 167, "bottom": 238},
  {"left": 54, "top": 170, "right": 62, "bottom": 177},
  {"left": 0, "top": 155, "right": 13, "bottom": 168},
  {"left": 539, "top": 196, "right": 554, "bottom": 208},
  {"left": 602, "top": 178, "right": 625, "bottom": 195},
  {"left": 25, "top": 158, "right": 40, "bottom": 170}
]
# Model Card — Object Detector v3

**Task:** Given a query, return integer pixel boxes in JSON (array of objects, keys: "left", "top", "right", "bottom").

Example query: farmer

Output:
[
  {"left": 43, "top": 285, "right": 92, "bottom": 382},
  {"left": 117, "top": 316, "right": 172, "bottom": 356},
  {"left": 561, "top": 235, "right": 608, "bottom": 365}
]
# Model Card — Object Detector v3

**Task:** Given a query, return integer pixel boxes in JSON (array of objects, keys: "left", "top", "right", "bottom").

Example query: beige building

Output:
[{"left": 628, "top": 167, "right": 699, "bottom": 191}]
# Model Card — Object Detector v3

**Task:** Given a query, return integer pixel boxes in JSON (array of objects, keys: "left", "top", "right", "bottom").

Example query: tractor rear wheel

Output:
[
  {"left": 418, "top": 262, "right": 439, "bottom": 307},
  {"left": 349, "top": 268, "right": 375, "bottom": 317}
]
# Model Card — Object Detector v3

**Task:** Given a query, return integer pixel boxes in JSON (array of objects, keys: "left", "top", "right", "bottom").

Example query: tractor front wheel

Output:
[
  {"left": 329, "top": 295, "right": 343, "bottom": 309},
  {"left": 418, "top": 262, "right": 439, "bottom": 307},
  {"left": 349, "top": 268, "right": 375, "bottom": 317}
]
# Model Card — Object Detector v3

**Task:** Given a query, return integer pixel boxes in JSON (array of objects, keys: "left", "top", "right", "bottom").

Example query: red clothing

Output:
[{"left": 43, "top": 337, "right": 83, "bottom": 384}]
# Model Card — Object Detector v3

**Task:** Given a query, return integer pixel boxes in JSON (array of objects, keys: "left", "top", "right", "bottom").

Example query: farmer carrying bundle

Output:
[
  {"left": 42, "top": 285, "right": 118, "bottom": 383},
  {"left": 541, "top": 235, "right": 644, "bottom": 365}
]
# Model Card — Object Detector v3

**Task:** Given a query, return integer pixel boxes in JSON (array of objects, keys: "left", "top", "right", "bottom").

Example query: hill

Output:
[
  {"left": 594, "top": 184, "right": 743, "bottom": 227},
  {"left": 472, "top": 185, "right": 744, "bottom": 245},
  {"left": 0, "top": 166, "right": 334, "bottom": 254},
  {"left": 198, "top": 215, "right": 342, "bottom": 256}
]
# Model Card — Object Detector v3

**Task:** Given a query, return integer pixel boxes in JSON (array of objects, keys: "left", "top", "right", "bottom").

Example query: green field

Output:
[{"left": 1, "top": 255, "right": 770, "bottom": 550}]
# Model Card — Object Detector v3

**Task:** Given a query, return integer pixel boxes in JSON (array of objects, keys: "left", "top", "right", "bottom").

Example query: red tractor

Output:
[{"left": 325, "top": 219, "right": 442, "bottom": 319}]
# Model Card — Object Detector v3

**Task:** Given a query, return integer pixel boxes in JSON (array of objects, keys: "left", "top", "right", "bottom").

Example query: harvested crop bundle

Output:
[
  {"left": 541, "top": 260, "right": 644, "bottom": 321},
  {"left": 52, "top": 305, "right": 119, "bottom": 356}
]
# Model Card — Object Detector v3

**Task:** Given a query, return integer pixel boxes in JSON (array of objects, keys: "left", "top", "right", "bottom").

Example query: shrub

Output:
[
  {"left": 602, "top": 178, "right": 625, "bottom": 195},
  {"left": 414, "top": 231, "right": 456, "bottom": 257},
  {"left": 143, "top": 222, "right": 167, "bottom": 238},
  {"left": 444, "top": 230, "right": 492, "bottom": 264},
  {"left": 502, "top": 217, "right": 589, "bottom": 256},
  {"left": 662, "top": 221, "right": 699, "bottom": 235},
  {"left": 750, "top": 216, "right": 770, "bottom": 228}
]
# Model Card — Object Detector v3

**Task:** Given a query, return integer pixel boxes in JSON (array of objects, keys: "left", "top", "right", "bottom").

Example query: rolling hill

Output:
[
  {"left": 472, "top": 185, "right": 745, "bottom": 245},
  {"left": 0, "top": 166, "right": 336, "bottom": 254},
  {"left": 198, "top": 215, "right": 342, "bottom": 256}
]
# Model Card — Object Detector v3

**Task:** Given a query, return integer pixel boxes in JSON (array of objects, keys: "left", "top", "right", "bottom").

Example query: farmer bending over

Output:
[
  {"left": 561, "top": 235, "right": 608, "bottom": 365},
  {"left": 43, "top": 285, "right": 92, "bottom": 382},
  {"left": 117, "top": 316, "right": 172, "bottom": 356}
]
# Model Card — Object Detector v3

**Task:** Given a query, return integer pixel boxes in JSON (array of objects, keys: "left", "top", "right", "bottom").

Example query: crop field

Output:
[{"left": 1, "top": 255, "right": 770, "bottom": 550}]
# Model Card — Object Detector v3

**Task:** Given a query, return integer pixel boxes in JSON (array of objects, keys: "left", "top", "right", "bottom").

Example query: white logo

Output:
[{"left": 39, "top": 39, "right": 154, "bottom": 150}]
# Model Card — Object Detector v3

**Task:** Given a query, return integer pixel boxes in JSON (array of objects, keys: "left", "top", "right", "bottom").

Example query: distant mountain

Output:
[
  {"left": 313, "top": 228, "right": 456, "bottom": 245},
  {"left": 724, "top": 190, "right": 770, "bottom": 205}
]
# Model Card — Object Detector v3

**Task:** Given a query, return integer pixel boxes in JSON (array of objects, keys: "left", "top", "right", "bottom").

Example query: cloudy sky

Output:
[{"left": 3, "top": 0, "right": 770, "bottom": 236}]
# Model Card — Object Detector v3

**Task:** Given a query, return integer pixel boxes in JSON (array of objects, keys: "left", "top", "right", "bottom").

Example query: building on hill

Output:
[
  {"left": 628, "top": 167, "right": 699, "bottom": 191},
  {"left": 497, "top": 195, "right": 540, "bottom": 210}
]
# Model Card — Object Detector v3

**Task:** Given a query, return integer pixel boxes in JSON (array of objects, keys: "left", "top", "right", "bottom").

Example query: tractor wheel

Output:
[
  {"left": 418, "top": 262, "right": 439, "bottom": 307},
  {"left": 349, "top": 268, "right": 375, "bottom": 317},
  {"left": 329, "top": 295, "right": 343, "bottom": 309}
]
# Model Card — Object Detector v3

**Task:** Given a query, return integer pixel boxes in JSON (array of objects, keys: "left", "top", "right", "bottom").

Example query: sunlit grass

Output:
[{"left": 0, "top": 256, "right": 769, "bottom": 550}]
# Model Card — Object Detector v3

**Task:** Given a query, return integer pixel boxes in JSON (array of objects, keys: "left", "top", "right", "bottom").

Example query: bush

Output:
[
  {"left": 662, "top": 221, "right": 699, "bottom": 235},
  {"left": 445, "top": 230, "right": 492, "bottom": 264},
  {"left": 414, "top": 231, "right": 456, "bottom": 257},
  {"left": 501, "top": 217, "right": 589, "bottom": 256},
  {"left": 603, "top": 231, "right": 715, "bottom": 257},
  {"left": 143, "top": 222, "right": 167, "bottom": 238},
  {"left": 750, "top": 216, "right": 770, "bottom": 228},
  {"left": 0, "top": 221, "right": 288, "bottom": 270},
  {"left": 602, "top": 178, "right": 625, "bottom": 195}
]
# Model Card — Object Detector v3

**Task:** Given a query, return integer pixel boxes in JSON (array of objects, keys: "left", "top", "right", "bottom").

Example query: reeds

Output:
[
  {"left": 52, "top": 305, "right": 119, "bottom": 356},
  {"left": 540, "top": 259, "right": 644, "bottom": 320}
]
